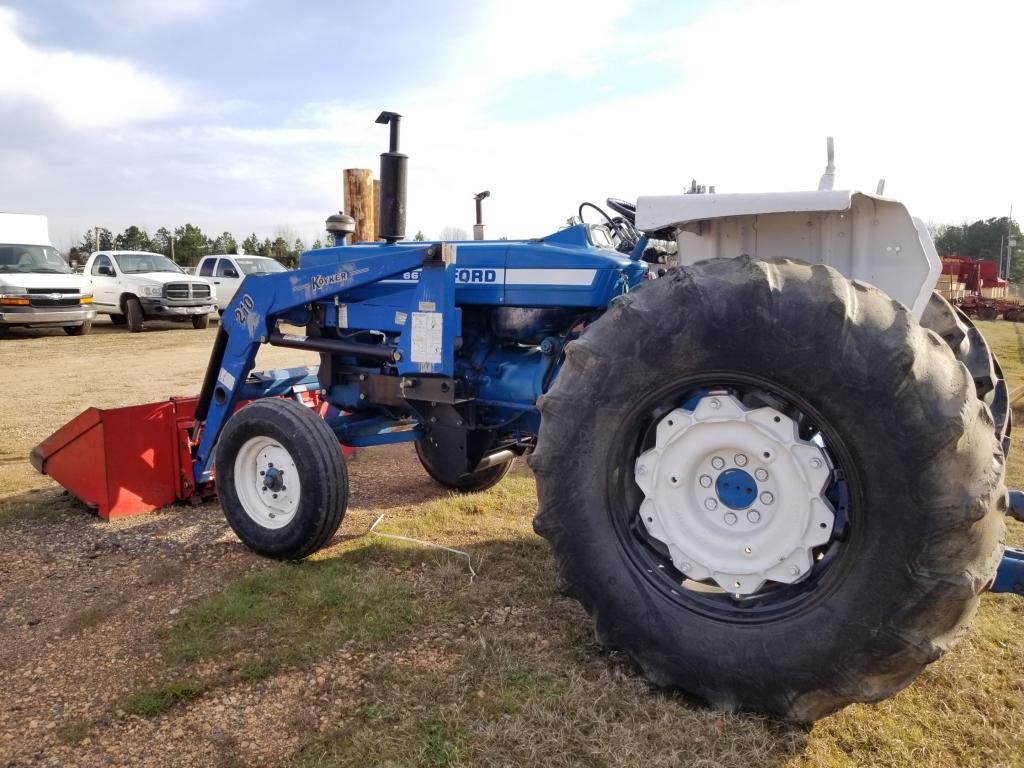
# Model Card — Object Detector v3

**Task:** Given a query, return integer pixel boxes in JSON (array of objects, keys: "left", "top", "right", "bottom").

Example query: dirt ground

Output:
[
  {"left": 0, "top": 319, "right": 426, "bottom": 765},
  {"left": 1, "top": 317, "right": 1023, "bottom": 768}
]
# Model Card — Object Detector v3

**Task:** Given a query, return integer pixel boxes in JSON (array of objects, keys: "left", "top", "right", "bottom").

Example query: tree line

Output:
[
  {"left": 68, "top": 224, "right": 328, "bottom": 268},
  {"left": 932, "top": 216, "right": 1022, "bottom": 282}
]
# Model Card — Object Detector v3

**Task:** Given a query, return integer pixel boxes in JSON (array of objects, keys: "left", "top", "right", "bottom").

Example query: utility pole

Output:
[
  {"left": 94, "top": 226, "right": 99, "bottom": 253},
  {"left": 171, "top": 236, "right": 175, "bottom": 263}
]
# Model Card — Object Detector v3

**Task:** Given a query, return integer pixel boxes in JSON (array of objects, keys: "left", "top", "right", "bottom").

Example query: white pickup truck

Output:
[
  {"left": 83, "top": 250, "right": 216, "bottom": 332},
  {"left": 0, "top": 213, "right": 96, "bottom": 337}
]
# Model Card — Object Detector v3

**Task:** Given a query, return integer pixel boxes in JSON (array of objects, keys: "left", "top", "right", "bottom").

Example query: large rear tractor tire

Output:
[
  {"left": 530, "top": 257, "right": 1005, "bottom": 722},
  {"left": 216, "top": 398, "right": 348, "bottom": 559},
  {"left": 414, "top": 435, "right": 515, "bottom": 493},
  {"left": 124, "top": 297, "right": 144, "bottom": 333}
]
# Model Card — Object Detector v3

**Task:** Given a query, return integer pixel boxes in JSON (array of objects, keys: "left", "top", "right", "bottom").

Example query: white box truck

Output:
[{"left": 0, "top": 214, "right": 96, "bottom": 337}]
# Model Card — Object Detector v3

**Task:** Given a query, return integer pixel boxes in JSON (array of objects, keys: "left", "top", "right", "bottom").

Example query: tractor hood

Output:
[{"left": 635, "top": 190, "right": 940, "bottom": 320}]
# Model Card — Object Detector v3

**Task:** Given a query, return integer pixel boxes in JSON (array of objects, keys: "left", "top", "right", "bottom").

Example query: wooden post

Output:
[
  {"left": 373, "top": 179, "right": 381, "bottom": 241},
  {"left": 343, "top": 169, "right": 375, "bottom": 243}
]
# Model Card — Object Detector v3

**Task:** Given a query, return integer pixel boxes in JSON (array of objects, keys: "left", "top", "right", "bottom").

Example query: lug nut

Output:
[
  {"left": 272, "top": 493, "right": 278, "bottom": 499},
  {"left": 754, "top": 468, "right": 768, "bottom": 481},
  {"left": 789, "top": 565, "right": 801, "bottom": 576},
  {"left": 710, "top": 398, "right": 721, "bottom": 409},
  {"left": 636, "top": 465, "right": 647, "bottom": 476},
  {"left": 680, "top": 562, "right": 691, "bottom": 573},
  {"left": 699, "top": 474, "right": 712, "bottom": 488},
  {"left": 760, "top": 492, "right": 774, "bottom": 505},
  {"left": 747, "top": 509, "right": 761, "bottom": 523},
  {"left": 724, "top": 512, "right": 738, "bottom": 525},
  {"left": 810, "top": 457, "right": 823, "bottom": 469},
  {"left": 704, "top": 498, "right": 718, "bottom": 511},
  {"left": 260, "top": 470, "right": 265, "bottom": 476},
  {"left": 734, "top": 453, "right": 748, "bottom": 467},
  {"left": 711, "top": 456, "right": 725, "bottom": 470},
  {"left": 744, "top": 546, "right": 752, "bottom": 555}
]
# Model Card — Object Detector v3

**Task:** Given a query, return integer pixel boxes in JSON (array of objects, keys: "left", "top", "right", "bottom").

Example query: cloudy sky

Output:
[{"left": 1, "top": 0, "right": 1021, "bottom": 250}]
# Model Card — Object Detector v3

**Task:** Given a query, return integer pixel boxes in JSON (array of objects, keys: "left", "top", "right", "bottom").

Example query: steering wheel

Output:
[
  {"left": 606, "top": 198, "right": 636, "bottom": 223},
  {"left": 578, "top": 202, "right": 636, "bottom": 252}
]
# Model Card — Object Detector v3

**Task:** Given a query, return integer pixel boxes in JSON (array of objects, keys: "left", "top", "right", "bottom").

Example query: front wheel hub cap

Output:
[{"left": 634, "top": 394, "right": 835, "bottom": 595}]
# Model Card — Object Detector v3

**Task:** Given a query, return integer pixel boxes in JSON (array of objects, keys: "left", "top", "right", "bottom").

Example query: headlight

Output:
[
  {"left": 138, "top": 285, "right": 163, "bottom": 298},
  {"left": 0, "top": 286, "right": 29, "bottom": 305}
]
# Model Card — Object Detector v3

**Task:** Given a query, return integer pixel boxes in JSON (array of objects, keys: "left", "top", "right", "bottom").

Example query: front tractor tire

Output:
[
  {"left": 216, "top": 398, "right": 348, "bottom": 559},
  {"left": 530, "top": 257, "right": 1006, "bottom": 721}
]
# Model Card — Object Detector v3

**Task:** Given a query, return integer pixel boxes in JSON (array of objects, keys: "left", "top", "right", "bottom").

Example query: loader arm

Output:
[{"left": 192, "top": 244, "right": 443, "bottom": 484}]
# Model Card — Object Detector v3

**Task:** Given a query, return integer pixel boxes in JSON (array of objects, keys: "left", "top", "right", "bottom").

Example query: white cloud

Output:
[{"left": 0, "top": 7, "right": 184, "bottom": 129}]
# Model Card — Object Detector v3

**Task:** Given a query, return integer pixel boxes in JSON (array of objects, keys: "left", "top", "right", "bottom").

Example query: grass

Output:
[
  {"left": 120, "top": 679, "right": 205, "bottom": 716},
  {"left": 125, "top": 321, "right": 1024, "bottom": 764}
]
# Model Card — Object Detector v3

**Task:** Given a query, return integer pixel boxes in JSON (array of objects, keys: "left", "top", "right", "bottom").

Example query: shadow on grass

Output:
[{"left": 133, "top": 534, "right": 808, "bottom": 768}]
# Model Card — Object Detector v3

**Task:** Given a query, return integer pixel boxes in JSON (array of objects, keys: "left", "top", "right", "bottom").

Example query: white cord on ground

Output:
[{"left": 368, "top": 514, "right": 477, "bottom": 584}]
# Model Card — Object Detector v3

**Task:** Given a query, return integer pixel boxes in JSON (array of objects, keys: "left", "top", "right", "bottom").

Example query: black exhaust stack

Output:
[{"left": 375, "top": 111, "right": 407, "bottom": 243}]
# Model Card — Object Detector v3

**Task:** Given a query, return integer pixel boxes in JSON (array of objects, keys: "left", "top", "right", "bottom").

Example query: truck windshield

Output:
[
  {"left": 236, "top": 257, "right": 287, "bottom": 275},
  {"left": 114, "top": 253, "right": 184, "bottom": 274},
  {"left": 0, "top": 245, "right": 73, "bottom": 274}
]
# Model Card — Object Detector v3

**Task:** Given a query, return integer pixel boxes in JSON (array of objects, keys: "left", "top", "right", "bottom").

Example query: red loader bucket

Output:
[{"left": 30, "top": 398, "right": 201, "bottom": 519}]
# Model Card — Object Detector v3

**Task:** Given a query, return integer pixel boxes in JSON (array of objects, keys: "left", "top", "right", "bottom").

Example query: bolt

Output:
[
  {"left": 711, "top": 456, "right": 725, "bottom": 470},
  {"left": 789, "top": 565, "right": 800, "bottom": 576},
  {"left": 704, "top": 498, "right": 718, "bottom": 511},
  {"left": 272, "top": 493, "right": 278, "bottom": 499},
  {"left": 747, "top": 509, "right": 761, "bottom": 523},
  {"left": 754, "top": 468, "right": 769, "bottom": 481},
  {"left": 269, "top": 513, "right": 275, "bottom": 519},
  {"left": 262, "top": 487, "right": 268, "bottom": 493},
  {"left": 268, "top": 463, "right": 274, "bottom": 468},
  {"left": 760, "top": 492, "right": 774, "bottom": 505},
  {"left": 724, "top": 512, "right": 738, "bottom": 525},
  {"left": 734, "top": 453, "right": 748, "bottom": 467},
  {"left": 710, "top": 398, "right": 721, "bottom": 409},
  {"left": 699, "top": 474, "right": 712, "bottom": 488},
  {"left": 260, "top": 470, "right": 265, "bottom": 476},
  {"left": 810, "top": 457, "right": 823, "bottom": 469}
]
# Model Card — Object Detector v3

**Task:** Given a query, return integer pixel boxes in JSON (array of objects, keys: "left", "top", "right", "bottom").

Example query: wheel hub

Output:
[
  {"left": 634, "top": 394, "right": 835, "bottom": 595},
  {"left": 233, "top": 437, "right": 302, "bottom": 530}
]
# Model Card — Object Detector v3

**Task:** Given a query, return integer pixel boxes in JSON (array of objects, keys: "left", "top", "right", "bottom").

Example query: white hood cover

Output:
[{"left": 635, "top": 190, "right": 940, "bottom": 320}]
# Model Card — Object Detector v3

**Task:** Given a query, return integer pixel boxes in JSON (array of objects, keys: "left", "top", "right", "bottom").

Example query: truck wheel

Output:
[
  {"left": 530, "top": 257, "right": 1005, "bottom": 721},
  {"left": 216, "top": 398, "right": 348, "bottom": 559},
  {"left": 63, "top": 320, "right": 93, "bottom": 336},
  {"left": 192, "top": 313, "right": 210, "bottom": 329},
  {"left": 124, "top": 297, "right": 144, "bottom": 332},
  {"left": 414, "top": 436, "right": 515, "bottom": 493}
]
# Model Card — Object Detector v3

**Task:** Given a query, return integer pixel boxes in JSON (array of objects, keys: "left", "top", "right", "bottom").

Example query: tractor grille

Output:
[
  {"left": 27, "top": 288, "right": 81, "bottom": 308},
  {"left": 165, "top": 282, "right": 212, "bottom": 300}
]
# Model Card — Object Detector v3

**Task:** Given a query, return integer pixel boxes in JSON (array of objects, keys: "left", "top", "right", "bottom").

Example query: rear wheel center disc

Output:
[{"left": 633, "top": 394, "right": 835, "bottom": 595}]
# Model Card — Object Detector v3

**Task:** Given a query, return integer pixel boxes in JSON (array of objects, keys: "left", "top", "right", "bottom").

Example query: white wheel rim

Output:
[
  {"left": 634, "top": 394, "right": 835, "bottom": 596},
  {"left": 233, "top": 436, "right": 302, "bottom": 530}
]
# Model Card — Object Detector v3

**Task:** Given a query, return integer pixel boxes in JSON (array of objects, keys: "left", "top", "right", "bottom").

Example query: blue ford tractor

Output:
[{"left": 48, "top": 112, "right": 1023, "bottom": 721}]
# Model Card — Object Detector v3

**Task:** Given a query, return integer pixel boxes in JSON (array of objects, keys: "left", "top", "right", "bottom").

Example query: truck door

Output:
[{"left": 89, "top": 255, "right": 118, "bottom": 310}]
